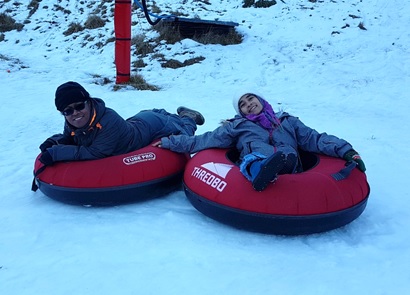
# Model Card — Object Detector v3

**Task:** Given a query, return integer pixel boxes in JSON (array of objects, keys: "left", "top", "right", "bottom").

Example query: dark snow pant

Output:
[
  {"left": 126, "top": 108, "right": 197, "bottom": 149},
  {"left": 239, "top": 143, "right": 299, "bottom": 181}
]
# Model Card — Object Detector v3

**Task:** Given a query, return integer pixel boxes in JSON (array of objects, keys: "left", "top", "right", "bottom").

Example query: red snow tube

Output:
[
  {"left": 33, "top": 145, "right": 189, "bottom": 206},
  {"left": 183, "top": 148, "right": 370, "bottom": 235}
]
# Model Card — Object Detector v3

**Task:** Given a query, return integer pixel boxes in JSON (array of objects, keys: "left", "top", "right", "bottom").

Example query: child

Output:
[{"left": 155, "top": 92, "right": 365, "bottom": 191}]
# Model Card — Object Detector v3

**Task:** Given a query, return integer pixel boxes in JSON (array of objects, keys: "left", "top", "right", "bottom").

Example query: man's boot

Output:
[{"left": 177, "top": 106, "right": 205, "bottom": 125}]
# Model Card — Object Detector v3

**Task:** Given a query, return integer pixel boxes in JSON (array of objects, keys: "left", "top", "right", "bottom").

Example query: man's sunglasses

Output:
[{"left": 61, "top": 101, "right": 88, "bottom": 116}]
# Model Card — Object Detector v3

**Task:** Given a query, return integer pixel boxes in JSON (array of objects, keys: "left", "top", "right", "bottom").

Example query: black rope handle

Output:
[
  {"left": 331, "top": 161, "right": 357, "bottom": 181},
  {"left": 31, "top": 165, "right": 47, "bottom": 192}
]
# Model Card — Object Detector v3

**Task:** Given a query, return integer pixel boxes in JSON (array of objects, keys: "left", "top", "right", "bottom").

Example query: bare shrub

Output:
[
  {"left": 193, "top": 29, "right": 242, "bottom": 45},
  {"left": 132, "top": 59, "right": 147, "bottom": 69},
  {"left": 132, "top": 34, "right": 155, "bottom": 56},
  {"left": 54, "top": 4, "right": 71, "bottom": 14},
  {"left": 153, "top": 21, "right": 242, "bottom": 45},
  {"left": 63, "top": 22, "right": 84, "bottom": 36},
  {"left": 243, "top": 0, "right": 277, "bottom": 8},
  {"left": 161, "top": 56, "right": 205, "bottom": 69},
  {"left": 0, "top": 13, "right": 24, "bottom": 32},
  {"left": 92, "top": 74, "right": 113, "bottom": 86},
  {"left": 358, "top": 22, "right": 367, "bottom": 30},
  {"left": 243, "top": 0, "right": 255, "bottom": 7},
  {"left": 113, "top": 74, "right": 160, "bottom": 91},
  {"left": 129, "top": 74, "right": 160, "bottom": 90},
  {"left": 84, "top": 15, "right": 106, "bottom": 29},
  {"left": 153, "top": 22, "right": 184, "bottom": 44},
  {"left": 255, "top": 0, "right": 277, "bottom": 8},
  {"left": 161, "top": 59, "right": 184, "bottom": 69},
  {"left": 28, "top": 0, "right": 40, "bottom": 18},
  {"left": 104, "top": 36, "right": 116, "bottom": 47}
]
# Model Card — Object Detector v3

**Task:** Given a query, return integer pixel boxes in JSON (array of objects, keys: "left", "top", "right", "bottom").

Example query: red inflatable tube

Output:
[
  {"left": 182, "top": 148, "right": 370, "bottom": 235},
  {"left": 33, "top": 145, "right": 189, "bottom": 206}
]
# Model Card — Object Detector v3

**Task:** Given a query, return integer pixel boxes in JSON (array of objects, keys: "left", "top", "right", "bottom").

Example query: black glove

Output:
[
  {"left": 39, "top": 150, "right": 54, "bottom": 166},
  {"left": 39, "top": 138, "right": 57, "bottom": 153},
  {"left": 343, "top": 149, "right": 366, "bottom": 172}
]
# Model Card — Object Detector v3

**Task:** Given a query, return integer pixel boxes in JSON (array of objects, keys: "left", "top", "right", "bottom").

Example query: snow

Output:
[{"left": 1, "top": 0, "right": 409, "bottom": 294}]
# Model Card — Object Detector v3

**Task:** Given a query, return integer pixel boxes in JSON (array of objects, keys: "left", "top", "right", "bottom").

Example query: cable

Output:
[{"left": 133, "top": 0, "right": 173, "bottom": 26}]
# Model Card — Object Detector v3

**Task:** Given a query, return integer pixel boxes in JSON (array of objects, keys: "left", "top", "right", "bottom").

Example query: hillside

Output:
[{"left": 1, "top": 1, "right": 410, "bottom": 295}]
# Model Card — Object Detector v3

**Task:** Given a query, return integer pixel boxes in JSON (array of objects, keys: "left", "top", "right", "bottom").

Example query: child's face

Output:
[{"left": 239, "top": 94, "right": 263, "bottom": 116}]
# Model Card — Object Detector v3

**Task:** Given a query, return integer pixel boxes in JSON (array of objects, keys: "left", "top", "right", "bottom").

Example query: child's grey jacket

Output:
[{"left": 161, "top": 112, "right": 353, "bottom": 171}]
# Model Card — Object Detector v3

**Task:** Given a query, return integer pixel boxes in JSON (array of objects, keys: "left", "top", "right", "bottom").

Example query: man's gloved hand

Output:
[
  {"left": 39, "top": 150, "right": 54, "bottom": 166},
  {"left": 343, "top": 149, "right": 366, "bottom": 172},
  {"left": 39, "top": 138, "right": 57, "bottom": 153}
]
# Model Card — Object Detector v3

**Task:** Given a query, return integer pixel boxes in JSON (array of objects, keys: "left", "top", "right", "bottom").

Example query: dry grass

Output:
[
  {"left": 84, "top": 15, "right": 106, "bottom": 29},
  {"left": 0, "top": 13, "right": 24, "bottom": 32},
  {"left": 243, "top": 0, "right": 277, "bottom": 8},
  {"left": 153, "top": 22, "right": 184, "bottom": 44},
  {"left": 193, "top": 29, "right": 243, "bottom": 45},
  {"left": 28, "top": 0, "right": 40, "bottom": 18},
  {"left": 153, "top": 21, "right": 243, "bottom": 45},
  {"left": 113, "top": 74, "right": 160, "bottom": 91},
  {"left": 63, "top": 22, "right": 84, "bottom": 36},
  {"left": 161, "top": 57, "right": 205, "bottom": 69},
  {"left": 132, "top": 34, "right": 155, "bottom": 56},
  {"left": 1, "top": 2, "right": 243, "bottom": 87}
]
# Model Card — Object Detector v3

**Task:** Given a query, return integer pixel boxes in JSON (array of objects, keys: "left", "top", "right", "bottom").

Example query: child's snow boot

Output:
[{"left": 250, "top": 152, "right": 286, "bottom": 191}]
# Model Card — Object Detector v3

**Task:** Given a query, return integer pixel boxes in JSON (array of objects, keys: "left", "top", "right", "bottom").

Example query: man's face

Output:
[{"left": 62, "top": 100, "right": 91, "bottom": 128}]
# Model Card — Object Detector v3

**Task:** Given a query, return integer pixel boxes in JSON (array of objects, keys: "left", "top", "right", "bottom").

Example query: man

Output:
[{"left": 39, "top": 81, "right": 204, "bottom": 166}]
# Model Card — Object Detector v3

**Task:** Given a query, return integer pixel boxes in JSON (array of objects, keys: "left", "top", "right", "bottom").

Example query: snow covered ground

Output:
[{"left": 1, "top": 0, "right": 409, "bottom": 294}]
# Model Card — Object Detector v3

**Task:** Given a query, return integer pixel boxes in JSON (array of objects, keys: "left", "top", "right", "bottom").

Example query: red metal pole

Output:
[{"left": 114, "top": 0, "right": 131, "bottom": 84}]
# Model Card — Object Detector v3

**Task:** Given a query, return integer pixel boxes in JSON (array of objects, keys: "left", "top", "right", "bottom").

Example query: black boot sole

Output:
[{"left": 252, "top": 152, "right": 285, "bottom": 192}]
